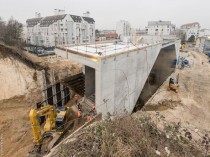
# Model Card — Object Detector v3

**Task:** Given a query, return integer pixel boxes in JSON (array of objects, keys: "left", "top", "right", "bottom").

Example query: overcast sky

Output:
[{"left": 0, "top": 0, "right": 209, "bottom": 29}]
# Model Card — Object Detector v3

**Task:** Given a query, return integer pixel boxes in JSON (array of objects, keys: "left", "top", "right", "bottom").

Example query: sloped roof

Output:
[
  {"left": 26, "top": 17, "right": 43, "bottom": 27},
  {"left": 40, "top": 14, "right": 67, "bottom": 27},
  {"left": 200, "top": 29, "right": 210, "bottom": 32},
  {"left": 181, "top": 22, "right": 200, "bottom": 27},
  {"left": 82, "top": 17, "right": 95, "bottom": 24},
  {"left": 70, "top": 15, "right": 82, "bottom": 23}
]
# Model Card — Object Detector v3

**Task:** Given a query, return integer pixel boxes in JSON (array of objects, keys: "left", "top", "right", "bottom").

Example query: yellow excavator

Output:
[
  {"left": 169, "top": 74, "right": 179, "bottom": 93},
  {"left": 29, "top": 105, "right": 71, "bottom": 152}
]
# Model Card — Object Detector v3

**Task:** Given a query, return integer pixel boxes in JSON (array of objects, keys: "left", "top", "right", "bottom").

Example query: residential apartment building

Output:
[
  {"left": 116, "top": 20, "right": 131, "bottom": 39},
  {"left": 199, "top": 29, "right": 210, "bottom": 37},
  {"left": 180, "top": 22, "right": 200, "bottom": 41},
  {"left": 26, "top": 16, "right": 43, "bottom": 46},
  {"left": 146, "top": 21, "right": 175, "bottom": 36},
  {"left": 196, "top": 36, "right": 210, "bottom": 55},
  {"left": 26, "top": 11, "right": 95, "bottom": 47}
]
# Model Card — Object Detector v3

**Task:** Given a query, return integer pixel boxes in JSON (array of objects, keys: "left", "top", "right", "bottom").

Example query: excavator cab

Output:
[
  {"left": 169, "top": 78, "right": 178, "bottom": 92},
  {"left": 55, "top": 106, "right": 71, "bottom": 134}
]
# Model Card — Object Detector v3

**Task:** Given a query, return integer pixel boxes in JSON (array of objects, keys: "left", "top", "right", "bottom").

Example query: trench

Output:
[{"left": 133, "top": 44, "right": 177, "bottom": 112}]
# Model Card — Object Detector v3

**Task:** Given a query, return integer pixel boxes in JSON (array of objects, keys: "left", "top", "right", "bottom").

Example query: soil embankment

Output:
[
  {"left": 0, "top": 43, "right": 81, "bottom": 157},
  {"left": 144, "top": 50, "right": 210, "bottom": 131}
]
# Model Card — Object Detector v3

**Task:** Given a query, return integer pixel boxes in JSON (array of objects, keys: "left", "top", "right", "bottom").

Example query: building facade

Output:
[
  {"left": 146, "top": 21, "right": 175, "bottom": 36},
  {"left": 26, "top": 11, "right": 95, "bottom": 47},
  {"left": 180, "top": 22, "right": 200, "bottom": 41},
  {"left": 199, "top": 29, "right": 210, "bottom": 37},
  {"left": 197, "top": 36, "right": 210, "bottom": 55},
  {"left": 116, "top": 20, "right": 131, "bottom": 39}
]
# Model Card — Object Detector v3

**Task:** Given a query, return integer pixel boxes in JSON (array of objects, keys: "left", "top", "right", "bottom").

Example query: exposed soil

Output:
[
  {"left": 0, "top": 96, "right": 34, "bottom": 157},
  {"left": 144, "top": 49, "right": 210, "bottom": 131},
  {"left": 0, "top": 44, "right": 82, "bottom": 157}
]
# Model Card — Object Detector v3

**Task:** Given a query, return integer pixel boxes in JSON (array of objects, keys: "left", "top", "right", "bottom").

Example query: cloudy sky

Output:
[{"left": 0, "top": 0, "right": 209, "bottom": 29}]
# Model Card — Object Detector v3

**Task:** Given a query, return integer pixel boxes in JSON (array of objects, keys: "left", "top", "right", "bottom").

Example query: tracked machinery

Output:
[
  {"left": 29, "top": 105, "right": 71, "bottom": 155},
  {"left": 169, "top": 74, "right": 179, "bottom": 93}
]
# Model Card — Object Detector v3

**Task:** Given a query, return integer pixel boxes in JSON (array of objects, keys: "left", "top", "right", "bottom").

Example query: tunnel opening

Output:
[
  {"left": 84, "top": 65, "right": 96, "bottom": 104},
  {"left": 61, "top": 65, "right": 96, "bottom": 106},
  {"left": 133, "top": 44, "right": 177, "bottom": 112}
]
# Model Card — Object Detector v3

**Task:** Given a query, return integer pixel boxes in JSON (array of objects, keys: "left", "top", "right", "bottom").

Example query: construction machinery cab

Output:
[
  {"left": 55, "top": 106, "right": 71, "bottom": 134},
  {"left": 169, "top": 77, "right": 178, "bottom": 92}
]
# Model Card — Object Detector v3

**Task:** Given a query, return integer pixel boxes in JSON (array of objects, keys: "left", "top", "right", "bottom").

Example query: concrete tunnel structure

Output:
[{"left": 55, "top": 39, "right": 180, "bottom": 117}]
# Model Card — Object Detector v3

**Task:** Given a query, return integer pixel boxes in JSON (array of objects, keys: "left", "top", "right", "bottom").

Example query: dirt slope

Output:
[
  {"left": 0, "top": 50, "right": 41, "bottom": 101},
  {"left": 144, "top": 50, "right": 210, "bottom": 131},
  {"left": 0, "top": 44, "right": 81, "bottom": 157},
  {"left": 0, "top": 97, "right": 34, "bottom": 157}
]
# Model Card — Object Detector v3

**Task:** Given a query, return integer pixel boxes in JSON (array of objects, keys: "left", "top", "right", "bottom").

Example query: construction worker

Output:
[
  {"left": 92, "top": 103, "right": 96, "bottom": 115},
  {"left": 86, "top": 113, "right": 91, "bottom": 122},
  {"left": 78, "top": 108, "right": 82, "bottom": 118},
  {"left": 77, "top": 109, "right": 82, "bottom": 124},
  {"left": 77, "top": 102, "right": 82, "bottom": 111}
]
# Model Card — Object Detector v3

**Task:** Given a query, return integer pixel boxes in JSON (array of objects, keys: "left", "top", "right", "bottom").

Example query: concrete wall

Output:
[
  {"left": 136, "top": 44, "right": 176, "bottom": 109},
  {"left": 85, "top": 66, "right": 95, "bottom": 97},
  {"left": 55, "top": 40, "right": 180, "bottom": 118},
  {"left": 95, "top": 41, "right": 180, "bottom": 117},
  {"left": 96, "top": 44, "right": 163, "bottom": 116},
  {"left": 55, "top": 48, "right": 98, "bottom": 69}
]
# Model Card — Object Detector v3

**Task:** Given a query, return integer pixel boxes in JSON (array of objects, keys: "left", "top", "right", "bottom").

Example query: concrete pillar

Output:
[
  {"left": 40, "top": 70, "right": 48, "bottom": 105},
  {"left": 85, "top": 66, "right": 95, "bottom": 97},
  {"left": 50, "top": 70, "right": 57, "bottom": 106},
  {"left": 60, "top": 84, "right": 65, "bottom": 106}
]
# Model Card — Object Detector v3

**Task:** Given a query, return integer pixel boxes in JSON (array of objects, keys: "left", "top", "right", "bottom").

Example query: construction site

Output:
[{"left": 0, "top": 34, "right": 210, "bottom": 157}]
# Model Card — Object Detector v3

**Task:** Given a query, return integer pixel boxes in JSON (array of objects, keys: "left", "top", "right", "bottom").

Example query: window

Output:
[{"left": 155, "top": 29, "right": 158, "bottom": 31}]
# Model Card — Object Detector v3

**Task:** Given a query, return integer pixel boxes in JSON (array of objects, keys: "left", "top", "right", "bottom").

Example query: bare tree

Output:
[
  {"left": 4, "top": 17, "right": 23, "bottom": 46},
  {"left": 0, "top": 17, "right": 6, "bottom": 41},
  {"left": 0, "top": 17, "right": 23, "bottom": 46}
]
